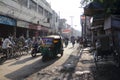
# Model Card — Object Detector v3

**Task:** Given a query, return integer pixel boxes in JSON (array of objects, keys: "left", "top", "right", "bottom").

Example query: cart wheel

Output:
[
  {"left": 60, "top": 52, "right": 63, "bottom": 57},
  {"left": 42, "top": 56, "right": 47, "bottom": 62},
  {"left": 114, "top": 57, "right": 120, "bottom": 67},
  {"left": 31, "top": 49, "right": 36, "bottom": 57},
  {"left": 93, "top": 50, "right": 99, "bottom": 70},
  {"left": 114, "top": 52, "right": 120, "bottom": 67}
]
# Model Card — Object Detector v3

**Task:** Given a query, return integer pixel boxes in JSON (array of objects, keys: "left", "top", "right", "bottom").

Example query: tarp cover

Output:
[{"left": 111, "top": 15, "right": 120, "bottom": 28}]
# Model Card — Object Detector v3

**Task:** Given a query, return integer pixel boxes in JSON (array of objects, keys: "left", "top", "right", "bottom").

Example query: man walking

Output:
[{"left": 71, "top": 36, "right": 75, "bottom": 47}]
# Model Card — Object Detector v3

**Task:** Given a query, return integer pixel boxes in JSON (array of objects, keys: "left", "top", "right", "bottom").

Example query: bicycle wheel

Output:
[
  {"left": 15, "top": 52, "right": 21, "bottom": 60},
  {"left": 93, "top": 50, "right": 98, "bottom": 70},
  {"left": 13, "top": 48, "right": 22, "bottom": 60}
]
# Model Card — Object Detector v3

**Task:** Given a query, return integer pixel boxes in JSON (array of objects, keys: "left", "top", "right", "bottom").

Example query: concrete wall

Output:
[
  {"left": 51, "top": 10, "right": 59, "bottom": 33},
  {"left": 0, "top": 0, "right": 53, "bottom": 27}
]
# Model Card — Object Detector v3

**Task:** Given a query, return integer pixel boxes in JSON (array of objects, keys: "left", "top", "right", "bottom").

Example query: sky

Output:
[{"left": 46, "top": 0, "right": 83, "bottom": 31}]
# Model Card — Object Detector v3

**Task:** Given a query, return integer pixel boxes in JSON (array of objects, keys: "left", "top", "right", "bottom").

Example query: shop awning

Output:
[{"left": 84, "top": 2, "right": 104, "bottom": 16}]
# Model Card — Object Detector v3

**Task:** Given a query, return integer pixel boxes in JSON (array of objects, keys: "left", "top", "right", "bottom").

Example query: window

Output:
[
  {"left": 56, "top": 17, "right": 58, "bottom": 22},
  {"left": 18, "top": 0, "right": 28, "bottom": 7},
  {"left": 29, "top": 0, "right": 37, "bottom": 11},
  {"left": 44, "top": 11, "right": 52, "bottom": 23},
  {"left": 44, "top": 10, "right": 48, "bottom": 17},
  {"left": 12, "top": 0, "right": 19, "bottom": 3},
  {"left": 44, "top": 10, "right": 52, "bottom": 17},
  {"left": 38, "top": 5, "right": 43, "bottom": 14}
]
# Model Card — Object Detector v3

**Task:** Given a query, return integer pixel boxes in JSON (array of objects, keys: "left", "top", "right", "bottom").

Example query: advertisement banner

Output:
[{"left": 29, "top": 24, "right": 37, "bottom": 30}]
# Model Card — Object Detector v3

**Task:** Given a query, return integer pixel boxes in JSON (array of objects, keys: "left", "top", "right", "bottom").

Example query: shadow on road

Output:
[
  {"left": 0, "top": 54, "right": 41, "bottom": 65},
  {"left": 5, "top": 56, "right": 60, "bottom": 80},
  {"left": 57, "top": 46, "right": 83, "bottom": 79},
  {"left": 9, "top": 55, "right": 42, "bottom": 66}
]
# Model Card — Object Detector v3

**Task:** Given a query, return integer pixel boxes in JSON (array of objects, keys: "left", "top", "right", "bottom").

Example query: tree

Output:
[{"left": 80, "top": 0, "right": 93, "bottom": 7}]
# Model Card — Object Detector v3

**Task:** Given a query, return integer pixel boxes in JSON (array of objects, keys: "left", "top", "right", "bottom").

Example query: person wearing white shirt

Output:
[{"left": 2, "top": 38, "right": 13, "bottom": 59}]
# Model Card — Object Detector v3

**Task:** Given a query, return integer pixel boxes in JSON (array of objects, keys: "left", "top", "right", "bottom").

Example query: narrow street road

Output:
[
  {"left": 1, "top": 43, "right": 120, "bottom": 80},
  {"left": 0, "top": 43, "right": 80, "bottom": 80},
  {"left": 26, "top": 46, "right": 120, "bottom": 80}
]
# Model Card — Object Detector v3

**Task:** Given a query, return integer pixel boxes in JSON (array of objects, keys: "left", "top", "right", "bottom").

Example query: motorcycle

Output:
[{"left": 31, "top": 43, "right": 41, "bottom": 57}]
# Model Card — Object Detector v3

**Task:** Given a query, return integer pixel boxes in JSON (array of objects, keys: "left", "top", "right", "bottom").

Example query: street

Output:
[
  {"left": 0, "top": 43, "right": 80, "bottom": 80},
  {"left": 1, "top": 43, "right": 120, "bottom": 80},
  {"left": 25, "top": 45, "right": 120, "bottom": 80},
  {"left": 0, "top": 0, "right": 120, "bottom": 80}
]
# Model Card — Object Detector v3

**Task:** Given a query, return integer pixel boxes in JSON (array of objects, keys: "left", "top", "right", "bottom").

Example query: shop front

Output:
[
  {"left": 28, "top": 23, "right": 49, "bottom": 38},
  {"left": 29, "top": 23, "right": 39, "bottom": 38},
  {"left": 40, "top": 26, "right": 49, "bottom": 36},
  {"left": 0, "top": 15, "right": 16, "bottom": 38},
  {"left": 17, "top": 20, "right": 29, "bottom": 38}
]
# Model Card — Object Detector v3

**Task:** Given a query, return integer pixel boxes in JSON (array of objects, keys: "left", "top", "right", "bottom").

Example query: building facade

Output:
[
  {"left": 50, "top": 10, "right": 59, "bottom": 34},
  {"left": 0, "top": 0, "right": 53, "bottom": 38}
]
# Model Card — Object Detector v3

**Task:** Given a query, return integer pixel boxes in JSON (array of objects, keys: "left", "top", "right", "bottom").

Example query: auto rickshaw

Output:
[{"left": 40, "top": 35, "right": 64, "bottom": 62}]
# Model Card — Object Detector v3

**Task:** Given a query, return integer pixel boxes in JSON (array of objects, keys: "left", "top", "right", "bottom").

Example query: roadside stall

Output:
[{"left": 104, "top": 15, "right": 120, "bottom": 67}]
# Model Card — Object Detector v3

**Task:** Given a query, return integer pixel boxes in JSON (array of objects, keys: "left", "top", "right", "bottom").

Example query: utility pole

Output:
[
  {"left": 70, "top": 16, "right": 74, "bottom": 36},
  {"left": 70, "top": 16, "right": 74, "bottom": 27}
]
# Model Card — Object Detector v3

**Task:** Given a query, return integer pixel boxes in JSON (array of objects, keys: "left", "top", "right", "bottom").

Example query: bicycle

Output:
[{"left": 12, "top": 45, "right": 22, "bottom": 60}]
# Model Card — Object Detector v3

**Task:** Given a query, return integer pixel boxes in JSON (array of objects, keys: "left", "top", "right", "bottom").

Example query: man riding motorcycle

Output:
[{"left": 31, "top": 37, "right": 43, "bottom": 57}]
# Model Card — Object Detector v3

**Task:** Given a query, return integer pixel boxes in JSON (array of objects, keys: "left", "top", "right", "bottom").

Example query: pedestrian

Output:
[
  {"left": 71, "top": 36, "right": 75, "bottom": 47},
  {"left": 64, "top": 37, "right": 69, "bottom": 48}
]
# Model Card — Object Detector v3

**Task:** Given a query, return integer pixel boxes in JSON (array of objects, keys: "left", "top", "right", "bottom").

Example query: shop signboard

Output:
[
  {"left": 0, "top": 15, "right": 16, "bottom": 26},
  {"left": 62, "top": 28, "right": 71, "bottom": 33},
  {"left": 29, "top": 24, "right": 37, "bottom": 30},
  {"left": 37, "top": 25, "right": 42, "bottom": 30},
  {"left": 29, "top": 23, "right": 49, "bottom": 31},
  {"left": 17, "top": 20, "right": 29, "bottom": 28}
]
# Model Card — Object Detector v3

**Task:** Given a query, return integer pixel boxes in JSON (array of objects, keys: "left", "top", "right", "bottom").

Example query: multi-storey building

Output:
[
  {"left": 51, "top": 10, "right": 59, "bottom": 34},
  {"left": 0, "top": 0, "right": 53, "bottom": 38}
]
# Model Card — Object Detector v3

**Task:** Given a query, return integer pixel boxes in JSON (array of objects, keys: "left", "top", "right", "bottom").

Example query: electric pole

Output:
[{"left": 70, "top": 16, "right": 74, "bottom": 36}]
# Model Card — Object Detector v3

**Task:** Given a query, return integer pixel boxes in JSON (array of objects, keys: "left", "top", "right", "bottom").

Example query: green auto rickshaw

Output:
[{"left": 40, "top": 35, "right": 64, "bottom": 62}]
